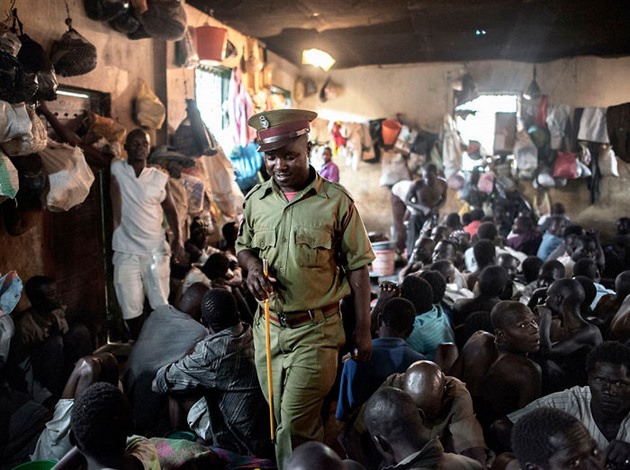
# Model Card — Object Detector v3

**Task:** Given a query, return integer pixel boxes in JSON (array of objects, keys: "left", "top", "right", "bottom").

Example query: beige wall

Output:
[
  {"left": 297, "top": 57, "right": 630, "bottom": 237},
  {"left": 0, "top": 0, "right": 166, "bottom": 280}
]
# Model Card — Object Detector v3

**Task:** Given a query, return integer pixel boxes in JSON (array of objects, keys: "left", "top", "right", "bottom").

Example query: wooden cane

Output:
[{"left": 262, "top": 258, "right": 275, "bottom": 442}]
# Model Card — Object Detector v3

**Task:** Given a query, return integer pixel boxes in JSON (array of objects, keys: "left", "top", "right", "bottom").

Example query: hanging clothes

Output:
[{"left": 228, "top": 67, "right": 255, "bottom": 148}]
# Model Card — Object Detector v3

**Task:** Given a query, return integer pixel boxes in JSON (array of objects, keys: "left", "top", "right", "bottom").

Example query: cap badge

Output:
[{"left": 259, "top": 115, "right": 270, "bottom": 129}]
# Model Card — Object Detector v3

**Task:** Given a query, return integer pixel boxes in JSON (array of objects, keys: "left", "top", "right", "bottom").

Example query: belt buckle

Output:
[{"left": 277, "top": 312, "right": 289, "bottom": 328}]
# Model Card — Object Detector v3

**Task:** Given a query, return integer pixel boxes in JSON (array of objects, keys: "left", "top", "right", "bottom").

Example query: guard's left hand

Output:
[
  {"left": 606, "top": 439, "right": 630, "bottom": 469},
  {"left": 352, "top": 329, "right": 372, "bottom": 363}
]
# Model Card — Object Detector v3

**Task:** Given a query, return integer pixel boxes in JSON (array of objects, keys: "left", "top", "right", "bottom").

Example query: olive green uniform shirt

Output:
[{"left": 236, "top": 169, "right": 375, "bottom": 312}]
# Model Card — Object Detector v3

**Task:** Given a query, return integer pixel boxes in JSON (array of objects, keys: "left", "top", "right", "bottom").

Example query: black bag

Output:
[
  {"left": 17, "top": 34, "right": 58, "bottom": 102},
  {"left": 139, "top": 0, "right": 187, "bottom": 41},
  {"left": 0, "top": 51, "right": 38, "bottom": 103},
  {"left": 84, "top": 0, "right": 128, "bottom": 21},
  {"left": 108, "top": 9, "right": 142, "bottom": 35},
  {"left": 50, "top": 21, "right": 97, "bottom": 77}
]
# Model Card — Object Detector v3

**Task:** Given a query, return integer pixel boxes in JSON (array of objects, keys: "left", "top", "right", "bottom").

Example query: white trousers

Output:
[{"left": 113, "top": 251, "right": 170, "bottom": 320}]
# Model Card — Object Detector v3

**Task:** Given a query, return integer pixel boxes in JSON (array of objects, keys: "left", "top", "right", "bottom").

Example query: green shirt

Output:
[{"left": 236, "top": 169, "right": 375, "bottom": 312}]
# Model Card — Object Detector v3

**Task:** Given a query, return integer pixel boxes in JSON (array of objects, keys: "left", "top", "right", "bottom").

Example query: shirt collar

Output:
[{"left": 258, "top": 166, "right": 330, "bottom": 201}]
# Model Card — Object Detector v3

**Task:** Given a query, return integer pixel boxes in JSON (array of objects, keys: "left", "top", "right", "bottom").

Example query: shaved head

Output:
[
  {"left": 286, "top": 441, "right": 361, "bottom": 470},
  {"left": 402, "top": 361, "right": 445, "bottom": 420}
]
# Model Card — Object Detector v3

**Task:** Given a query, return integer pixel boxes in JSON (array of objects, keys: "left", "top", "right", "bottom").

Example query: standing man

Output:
[
  {"left": 318, "top": 146, "right": 340, "bottom": 182},
  {"left": 111, "top": 129, "right": 184, "bottom": 339},
  {"left": 404, "top": 163, "right": 447, "bottom": 258},
  {"left": 237, "top": 109, "right": 375, "bottom": 468}
]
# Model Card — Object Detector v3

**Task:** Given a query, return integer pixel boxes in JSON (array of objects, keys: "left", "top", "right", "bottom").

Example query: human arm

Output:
[
  {"left": 110, "top": 175, "right": 122, "bottom": 231},
  {"left": 161, "top": 184, "right": 184, "bottom": 262},
  {"left": 611, "top": 293, "right": 630, "bottom": 340},
  {"left": 369, "top": 281, "right": 400, "bottom": 336},
  {"left": 539, "top": 308, "right": 602, "bottom": 357},
  {"left": 348, "top": 266, "right": 373, "bottom": 363},
  {"left": 36, "top": 101, "right": 113, "bottom": 168},
  {"left": 605, "top": 440, "right": 630, "bottom": 469},
  {"left": 52, "top": 446, "right": 87, "bottom": 469},
  {"left": 447, "top": 380, "right": 487, "bottom": 466},
  {"left": 152, "top": 342, "right": 211, "bottom": 394},
  {"left": 61, "top": 353, "right": 118, "bottom": 399},
  {"left": 404, "top": 180, "right": 427, "bottom": 213},
  {"left": 237, "top": 249, "right": 275, "bottom": 302}
]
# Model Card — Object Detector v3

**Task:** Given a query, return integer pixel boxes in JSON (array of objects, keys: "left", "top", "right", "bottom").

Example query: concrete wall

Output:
[{"left": 297, "top": 57, "right": 630, "bottom": 237}]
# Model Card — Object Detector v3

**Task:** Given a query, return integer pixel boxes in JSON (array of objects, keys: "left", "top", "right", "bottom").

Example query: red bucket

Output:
[
  {"left": 382, "top": 119, "right": 402, "bottom": 146},
  {"left": 195, "top": 25, "right": 227, "bottom": 63}
]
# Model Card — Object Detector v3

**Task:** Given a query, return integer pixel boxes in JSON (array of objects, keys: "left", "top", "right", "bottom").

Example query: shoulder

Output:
[
  {"left": 323, "top": 180, "right": 355, "bottom": 203},
  {"left": 243, "top": 182, "right": 265, "bottom": 202}
]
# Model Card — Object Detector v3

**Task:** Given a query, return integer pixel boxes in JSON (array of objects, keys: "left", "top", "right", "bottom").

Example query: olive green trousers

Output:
[{"left": 253, "top": 309, "right": 345, "bottom": 469}]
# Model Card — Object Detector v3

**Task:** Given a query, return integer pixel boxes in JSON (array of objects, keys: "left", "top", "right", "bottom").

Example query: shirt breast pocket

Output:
[
  {"left": 252, "top": 230, "right": 277, "bottom": 258},
  {"left": 295, "top": 229, "right": 333, "bottom": 268}
]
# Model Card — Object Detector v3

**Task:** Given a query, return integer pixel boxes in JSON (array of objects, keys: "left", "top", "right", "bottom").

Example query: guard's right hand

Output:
[{"left": 246, "top": 263, "right": 275, "bottom": 302}]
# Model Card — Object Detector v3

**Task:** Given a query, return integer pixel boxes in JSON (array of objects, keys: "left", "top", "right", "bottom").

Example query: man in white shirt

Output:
[{"left": 110, "top": 129, "right": 184, "bottom": 338}]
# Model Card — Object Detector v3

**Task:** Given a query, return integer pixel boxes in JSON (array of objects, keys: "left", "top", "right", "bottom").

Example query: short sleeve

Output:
[{"left": 338, "top": 201, "right": 375, "bottom": 271}]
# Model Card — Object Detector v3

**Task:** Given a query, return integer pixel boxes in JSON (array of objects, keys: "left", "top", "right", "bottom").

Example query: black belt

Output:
[{"left": 267, "top": 303, "right": 339, "bottom": 328}]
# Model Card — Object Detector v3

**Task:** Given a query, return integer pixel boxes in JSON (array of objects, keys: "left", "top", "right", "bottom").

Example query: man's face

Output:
[
  {"left": 125, "top": 131, "right": 150, "bottom": 164},
  {"left": 549, "top": 219, "right": 566, "bottom": 237},
  {"left": 264, "top": 136, "right": 311, "bottom": 192},
  {"left": 500, "top": 308, "right": 540, "bottom": 353},
  {"left": 572, "top": 239, "right": 598, "bottom": 263},
  {"left": 432, "top": 242, "right": 455, "bottom": 264},
  {"left": 37, "top": 282, "right": 61, "bottom": 311},
  {"left": 544, "top": 283, "right": 563, "bottom": 314},
  {"left": 499, "top": 255, "right": 519, "bottom": 279},
  {"left": 588, "top": 362, "right": 630, "bottom": 417},
  {"left": 323, "top": 148, "right": 332, "bottom": 163},
  {"left": 544, "top": 423, "right": 604, "bottom": 469}
]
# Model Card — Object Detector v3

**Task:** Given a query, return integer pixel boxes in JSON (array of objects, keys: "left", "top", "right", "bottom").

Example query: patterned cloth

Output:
[
  {"left": 406, "top": 304, "right": 455, "bottom": 360},
  {"left": 154, "top": 323, "right": 268, "bottom": 456},
  {"left": 508, "top": 385, "right": 630, "bottom": 452}
]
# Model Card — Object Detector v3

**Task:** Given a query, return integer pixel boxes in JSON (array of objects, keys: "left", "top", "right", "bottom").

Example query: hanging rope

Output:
[{"left": 64, "top": 0, "right": 73, "bottom": 30}]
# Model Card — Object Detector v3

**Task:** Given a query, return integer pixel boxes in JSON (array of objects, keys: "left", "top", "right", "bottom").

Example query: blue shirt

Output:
[
  {"left": 406, "top": 304, "right": 455, "bottom": 359},
  {"left": 335, "top": 337, "right": 425, "bottom": 420},
  {"left": 537, "top": 232, "right": 563, "bottom": 261}
]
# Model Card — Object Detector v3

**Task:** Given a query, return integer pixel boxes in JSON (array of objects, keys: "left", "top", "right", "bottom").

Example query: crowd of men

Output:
[{"left": 2, "top": 107, "right": 630, "bottom": 470}]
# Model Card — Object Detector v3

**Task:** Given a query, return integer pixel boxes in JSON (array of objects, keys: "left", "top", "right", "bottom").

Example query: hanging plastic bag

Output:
[
  {"left": 379, "top": 150, "right": 409, "bottom": 187},
  {"left": 0, "top": 101, "right": 31, "bottom": 142},
  {"left": 175, "top": 26, "right": 199, "bottom": 69},
  {"left": 1, "top": 105, "right": 46, "bottom": 156},
  {"left": 441, "top": 114, "right": 463, "bottom": 179},
  {"left": 89, "top": 112, "right": 127, "bottom": 143},
  {"left": 180, "top": 171, "right": 205, "bottom": 215},
  {"left": 513, "top": 130, "right": 538, "bottom": 179},
  {"left": 228, "top": 143, "right": 263, "bottom": 193},
  {"left": 172, "top": 100, "right": 218, "bottom": 157},
  {"left": 38, "top": 139, "right": 95, "bottom": 211},
  {"left": 135, "top": 80, "right": 165, "bottom": 129},
  {"left": 599, "top": 145, "right": 619, "bottom": 177},
  {"left": 552, "top": 151, "right": 578, "bottom": 179},
  {"left": 0, "top": 149, "right": 19, "bottom": 202}
]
